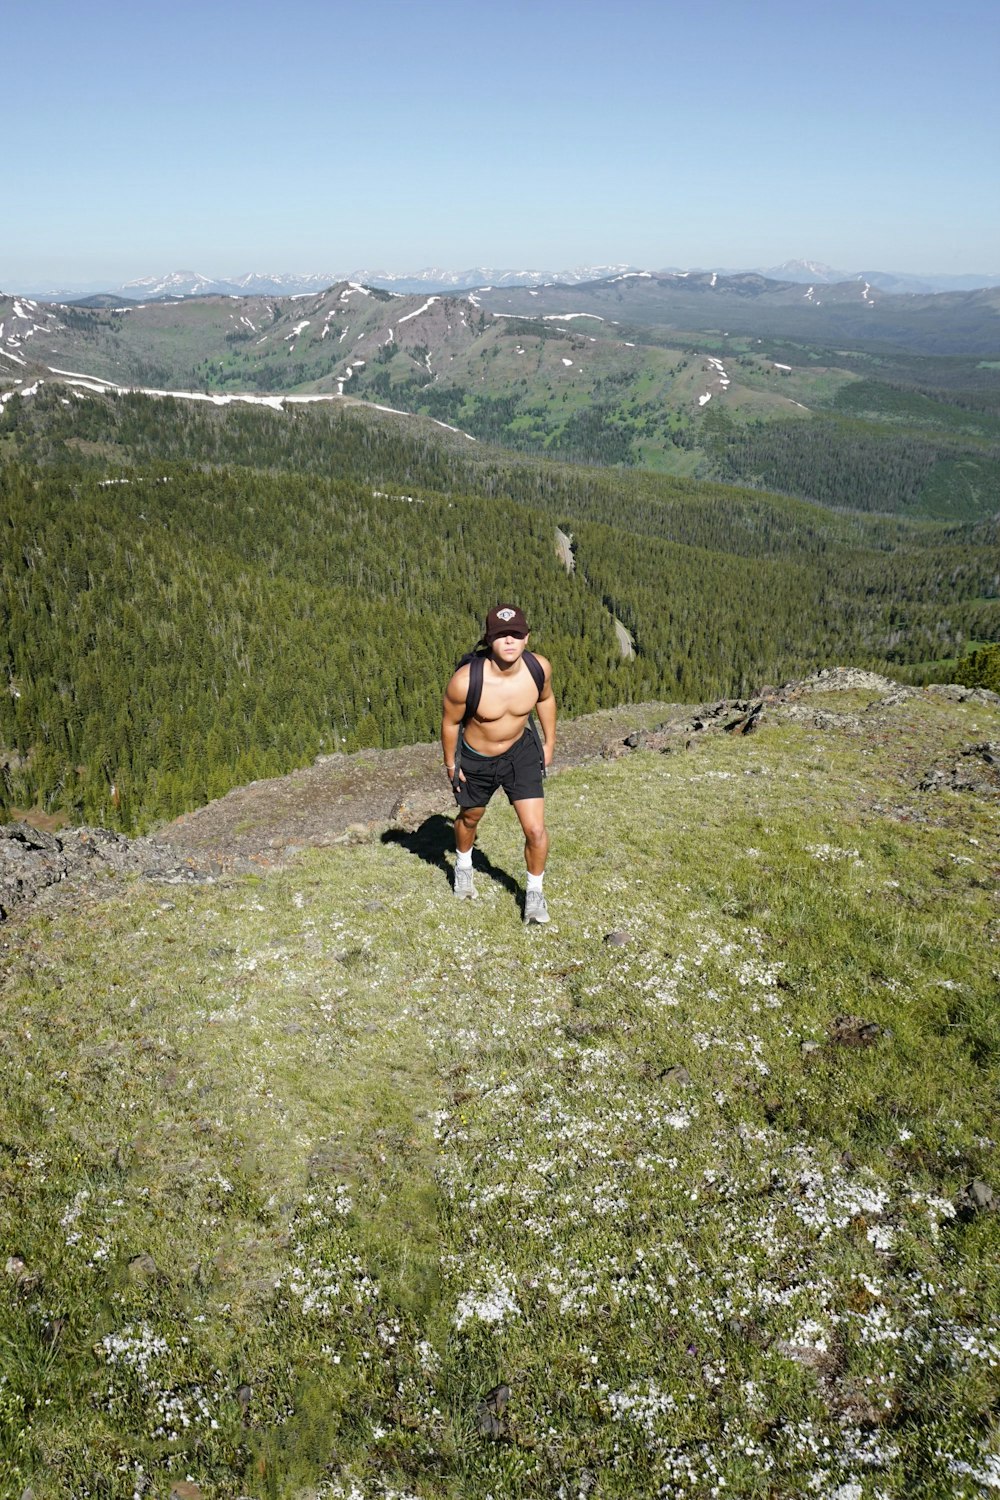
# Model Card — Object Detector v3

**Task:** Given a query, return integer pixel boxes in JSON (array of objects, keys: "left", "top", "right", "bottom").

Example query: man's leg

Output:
[
  {"left": 512, "top": 798, "right": 548, "bottom": 874},
  {"left": 453, "top": 803, "right": 486, "bottom": 898},
  {"left": 455, "top": 803, "right": 487, "bottom": 854},
  {"left": 513, "top": 798, "right": 550, "bottom": 924}
]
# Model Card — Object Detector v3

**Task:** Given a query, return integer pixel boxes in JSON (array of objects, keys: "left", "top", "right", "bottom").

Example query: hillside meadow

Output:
[{"left": 2, "top": 682, "right": 999, "bottom": 1497}]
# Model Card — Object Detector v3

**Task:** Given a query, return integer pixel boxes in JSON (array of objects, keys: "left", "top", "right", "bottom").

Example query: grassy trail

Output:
[{"left": 2, "top": 689, "right": 999, "bottom": 1498}]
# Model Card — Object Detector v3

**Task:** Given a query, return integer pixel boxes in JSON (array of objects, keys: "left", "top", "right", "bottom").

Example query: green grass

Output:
[{"left": 2, "top": 691, "right": 999, "bottom": 1497}]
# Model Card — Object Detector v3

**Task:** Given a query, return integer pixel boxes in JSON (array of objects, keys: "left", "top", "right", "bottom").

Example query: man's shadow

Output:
[{"left": 381, "top": 814, "right": 521, "bottom": 899}]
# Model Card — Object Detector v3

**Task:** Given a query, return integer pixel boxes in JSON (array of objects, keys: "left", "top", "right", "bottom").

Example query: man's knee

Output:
[{"left": 520, "top": 814, "right": 547, "bottom": 847}]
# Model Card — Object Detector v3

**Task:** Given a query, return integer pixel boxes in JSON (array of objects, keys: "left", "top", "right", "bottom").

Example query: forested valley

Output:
[{"left": 2, "top": 387, "right": 998, "bottom": 832}]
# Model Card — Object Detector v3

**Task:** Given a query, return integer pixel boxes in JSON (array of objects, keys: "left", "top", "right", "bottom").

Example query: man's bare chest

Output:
[{"left": 473, "top": 667, "right": 537, "bottom": 724}]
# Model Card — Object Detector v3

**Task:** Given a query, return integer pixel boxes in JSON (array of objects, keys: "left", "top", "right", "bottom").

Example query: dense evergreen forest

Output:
[
  {"left": 707, "top": 407, "right": 1000, "bottom": 521},
  {"left": 2, "top": 389, "right": 998, "bottom": 832}
]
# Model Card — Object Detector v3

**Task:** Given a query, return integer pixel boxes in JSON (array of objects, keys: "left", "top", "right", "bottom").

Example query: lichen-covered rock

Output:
[{"left": 0, "top": 821, "right": 218, "bottom": 923}]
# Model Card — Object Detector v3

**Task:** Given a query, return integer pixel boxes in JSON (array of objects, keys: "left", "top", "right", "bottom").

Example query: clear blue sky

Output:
[{"left": 6, "top": 0, "right": 999, "bottom": 288}]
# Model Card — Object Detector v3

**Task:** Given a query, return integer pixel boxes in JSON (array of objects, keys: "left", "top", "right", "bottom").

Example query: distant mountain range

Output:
[
  {"left": 3, "top": 271, "right": 999, "bottom": 411},
  {"left": 12, "top": 266, "right": 643, "bottom": 302},
  {"left": 472, "top": 270, "right": 1000, "bottom": 355},
  {"left": 10, "top": 261, "right": 1000, "bottom": 303}
]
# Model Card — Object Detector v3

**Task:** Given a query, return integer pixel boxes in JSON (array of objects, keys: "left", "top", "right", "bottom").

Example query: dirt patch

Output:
[{"left": 9, "top": 805, "right": 71, "bottom": 834}]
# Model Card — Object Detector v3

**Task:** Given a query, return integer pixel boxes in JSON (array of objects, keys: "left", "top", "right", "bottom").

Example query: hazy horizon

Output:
[{"left": 7, "top": 256, "right": 1000, "bottom": 301}]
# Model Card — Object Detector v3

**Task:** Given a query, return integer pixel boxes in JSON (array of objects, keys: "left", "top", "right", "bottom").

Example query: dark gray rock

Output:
[
  {"left": 956, "top": 1178, "right": 996, "bottom": 1217},
  {"left": 477, "top": 1381, "right": 510, "bottom": 1439},
  {"left": 659, "top": 1064, "right": 691, "bottom": 1087},
  {"left": 919, "top": 742, "right": 1000, "bottom": 796},
  {"left": 828, "top": 1015, "right": 882, "bottom": 1048},
  {"left": 724, "top": 702, "right": 765, "bottom": 735},
  {"left": 127, "top": 1252, "right": 160, "bottom": 1283}
]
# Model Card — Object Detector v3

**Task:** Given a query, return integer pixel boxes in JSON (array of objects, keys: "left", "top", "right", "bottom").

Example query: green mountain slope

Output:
[
  {"left": 4, "top": 282, "right": 1000, "bottom": 516},
  {"left": 3, "top": 683, "right": 999, "bottom": 1497}
]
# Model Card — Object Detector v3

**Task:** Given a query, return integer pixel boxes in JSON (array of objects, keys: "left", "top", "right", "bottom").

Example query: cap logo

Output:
[{"left": 496, "top": 608, "right": 516, "bottom": 622}]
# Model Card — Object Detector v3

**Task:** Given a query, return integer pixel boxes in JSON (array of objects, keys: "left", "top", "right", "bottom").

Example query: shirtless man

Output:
[{"left": 441, "top": 604, "right": 556, "bottom": 924}]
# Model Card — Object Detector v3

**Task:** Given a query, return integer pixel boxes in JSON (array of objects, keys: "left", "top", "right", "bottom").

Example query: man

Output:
[{"left": 441, "top": 604, "right": 556, "bottom": 924}]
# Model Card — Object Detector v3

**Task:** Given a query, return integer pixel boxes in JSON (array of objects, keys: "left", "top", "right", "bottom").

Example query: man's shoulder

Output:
[
  {"left": 445, "top": 660, "right": 473, "bottom": 701},
  {"left": 526, "top": 651, "right": 551, "bottom": 679}
]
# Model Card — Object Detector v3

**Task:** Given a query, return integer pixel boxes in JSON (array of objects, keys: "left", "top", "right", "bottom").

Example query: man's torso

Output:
[{"left": 463, "top": 658, "right": 540, "bottom": 756}]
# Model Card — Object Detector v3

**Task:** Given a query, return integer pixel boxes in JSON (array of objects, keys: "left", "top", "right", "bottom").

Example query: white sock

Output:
[
  {"left": 526, "top": 871, "right": 544, "bottom": 893},
  {"left": 456, "top": 848, "right": 473, "bottom": 870}
]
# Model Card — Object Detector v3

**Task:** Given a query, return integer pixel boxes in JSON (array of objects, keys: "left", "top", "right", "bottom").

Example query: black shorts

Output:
[{"left": 455, "top": 728, "right": 544, "bottom": 809}]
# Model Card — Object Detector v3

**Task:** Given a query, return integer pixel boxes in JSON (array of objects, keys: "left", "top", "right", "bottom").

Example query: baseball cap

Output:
[{"left": 485, "top": 604, "right": 529, "bottom": 643}]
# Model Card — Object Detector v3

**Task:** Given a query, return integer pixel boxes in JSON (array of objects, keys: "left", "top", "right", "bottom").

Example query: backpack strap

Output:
[
  {"left": 522, "top": 652, "right": 547, "bottom": 779},
  {"left": 523, "top": 650, "right": 544, "bottom": 698},
  {"left": 463, "top": 653, "right": 486, "bottom": 725}
]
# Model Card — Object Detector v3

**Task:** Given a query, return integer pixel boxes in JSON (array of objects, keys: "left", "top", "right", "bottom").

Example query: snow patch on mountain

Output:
[
  {"left": 396, "top": 296, "right": 440, "bottom": 326},
  {"left": 542, "top": 312, "right": 604, "bottom": 322}
]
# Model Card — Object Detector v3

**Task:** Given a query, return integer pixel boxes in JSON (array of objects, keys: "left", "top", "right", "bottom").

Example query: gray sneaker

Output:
[
  {"left": 523, "top": 889, "right": 550, "bottom": 925},
  {"left": 454, "top": 866, "right": 477, "bottom": 900}
]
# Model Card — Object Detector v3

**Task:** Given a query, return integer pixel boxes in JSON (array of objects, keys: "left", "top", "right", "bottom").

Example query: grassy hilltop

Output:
[{"left": 2, "top": 679, "right": 999, "bottom": 1498}]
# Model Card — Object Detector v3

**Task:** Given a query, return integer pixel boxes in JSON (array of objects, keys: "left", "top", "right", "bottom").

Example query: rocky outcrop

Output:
[
  {"left": 925, "top": 683, "right": 1000, "bottom": 706},
  {"left": 605, "top": 670, "right": 1000, "bottom": 762},
  {"left": 604, "top": 693, "right": 773, "bottom": 757},
  {"left": 0, "top": 822, "right": 219, "bottom": 922},
  {"left": 919, "top": 742, "right": 1000, "bottom": 796}
]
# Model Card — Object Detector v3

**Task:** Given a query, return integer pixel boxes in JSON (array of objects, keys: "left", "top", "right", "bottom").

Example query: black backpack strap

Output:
[
  {"left": 523, "top": 650, "right": 544, "bottom": 697},
  {"left": 522, "top": 651, "right": 547, "bottom": 778},
  {"left": 463, "top": 653, "right": 485, "bottom": 725},
  {"left": 452, "top": 651, "right": 485, "bottom": 791}
]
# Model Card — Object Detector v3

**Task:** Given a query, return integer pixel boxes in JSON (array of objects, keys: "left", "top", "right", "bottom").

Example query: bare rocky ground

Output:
[{"left": 3, "top": 670, "right": 997, "bottom": 924}]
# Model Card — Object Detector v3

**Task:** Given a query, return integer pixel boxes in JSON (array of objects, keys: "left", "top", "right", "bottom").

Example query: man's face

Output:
[{"left": 490, "top": 631, "right": 529, "bottom": 667}]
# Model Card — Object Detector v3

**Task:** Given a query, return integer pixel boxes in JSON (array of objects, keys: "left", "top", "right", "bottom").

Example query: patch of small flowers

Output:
[
  {"left": 95, "top": 1321, "right": 227, "bottom": 1445},
  {"left": 421, "top": 881, "right": 1000, "bottom": 1493},
  {"left": 276, "top": 1186, "right": 379, "bottom": 1322},
  {"left": 453, "top": 1267, "right": 521, "bottom": 1330},
  {"left": 944, "top": 1445, "right": 1000, "bottom": 1493},
  {"left": 805, "top": 842, "right": 863, "bottom": 864}
]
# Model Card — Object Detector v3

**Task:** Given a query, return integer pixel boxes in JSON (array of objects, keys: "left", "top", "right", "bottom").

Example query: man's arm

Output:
[
  {"left": 534, "top": 655, "right": 556, "bottom": 768},
  {"left": 441, "top": 668, "right": 470, "bottom": 781}
]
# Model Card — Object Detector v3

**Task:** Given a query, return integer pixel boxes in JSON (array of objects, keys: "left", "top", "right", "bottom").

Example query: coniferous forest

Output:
[{"left": 2, "top": 385, "right": 998, "bottom": 831}]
